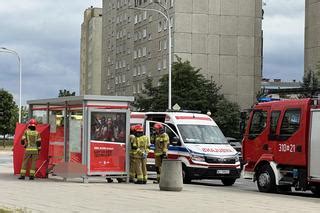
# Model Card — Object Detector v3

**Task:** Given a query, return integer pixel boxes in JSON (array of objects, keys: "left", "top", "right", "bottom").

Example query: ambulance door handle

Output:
[{"left": 262, "top": 144, "right": 268, "bottom": 151}]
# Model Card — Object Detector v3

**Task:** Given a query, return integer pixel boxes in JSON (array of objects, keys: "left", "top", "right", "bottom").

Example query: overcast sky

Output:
[{"left": 0, "top": 0, "right": 305, "bottom": 105}]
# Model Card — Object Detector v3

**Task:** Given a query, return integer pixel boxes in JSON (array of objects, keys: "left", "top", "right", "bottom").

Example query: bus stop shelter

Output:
[{"left": 14, "top": 95, "right": 134, "bottom": 182}]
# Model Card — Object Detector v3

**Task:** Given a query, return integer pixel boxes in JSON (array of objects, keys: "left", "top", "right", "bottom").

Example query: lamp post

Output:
[
  {"left": 0, "top": 47, "right": 22, "bottom": 123},
  {"left": 130, "top": 1, "right": 172, "bottom": 109}
]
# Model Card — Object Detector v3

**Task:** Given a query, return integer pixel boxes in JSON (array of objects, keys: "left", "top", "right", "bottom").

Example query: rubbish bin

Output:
[{"left": 159, "top": 159, "right": 183, "bottom": 191}]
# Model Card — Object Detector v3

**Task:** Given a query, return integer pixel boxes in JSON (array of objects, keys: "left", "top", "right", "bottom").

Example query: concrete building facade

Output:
[
  {"left": 305, "top": 0, "right": 320, "bottom": 72},
  {"left": 80, "top": 7, "right": 103, "bottom": 95},
  {"left": 101, "top": 0, "right": 263, "bottom": 109}
]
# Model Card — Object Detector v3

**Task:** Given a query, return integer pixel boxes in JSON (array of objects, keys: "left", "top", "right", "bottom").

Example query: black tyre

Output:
[
  {"left": 311, "top": 186, "right": 320, "bottom": 197},
  {"left": 221, "top": 178, "right": 236, "bottom": 186},
  {"left": 182, "top": 164, "right": 192, "bottom": 184},
  {"left": 256, "top": 164, "right": 276, "bottom": 193}
]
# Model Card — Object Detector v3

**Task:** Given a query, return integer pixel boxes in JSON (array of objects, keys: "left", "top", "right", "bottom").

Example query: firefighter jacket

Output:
[
  {"left": 154, "top": 133, "right": 169, "bottom": 157},
  {"left": 22, "top": 130, "right": 41, "bottom": 154},
  {"left": 133, "top": 135, "right": 150, "bottom": 159}
]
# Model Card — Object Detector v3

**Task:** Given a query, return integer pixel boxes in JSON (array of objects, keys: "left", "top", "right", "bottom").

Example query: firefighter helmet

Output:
[
  {"left": 134, "top": 124, "right": 144, "bottom": 132},
  {"left": 28, "top": 119, "right": 37, "bottom": 127},
  {"left": 153, "top": 123, "right": 163, "bottom": 130}
]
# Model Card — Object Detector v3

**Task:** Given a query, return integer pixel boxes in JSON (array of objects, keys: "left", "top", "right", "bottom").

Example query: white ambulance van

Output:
[{"left": 143, "top": 112, "right": 241, "bottom": 185}]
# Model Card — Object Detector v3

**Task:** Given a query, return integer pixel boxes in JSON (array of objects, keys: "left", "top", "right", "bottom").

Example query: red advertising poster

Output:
[
  {"left": 90, "top": 142, "right": 126, "bottom": 173},
  {"left": 89, "top": 111, "right": 127, "bottom": 173}
]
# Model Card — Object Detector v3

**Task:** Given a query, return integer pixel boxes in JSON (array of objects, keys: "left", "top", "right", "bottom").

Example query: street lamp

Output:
[
  {"left": 130, "top": 1, "right": 172, "bottom": 109},
  {"left": 0, "top": 47, "right": 22, "bottom": 123}
]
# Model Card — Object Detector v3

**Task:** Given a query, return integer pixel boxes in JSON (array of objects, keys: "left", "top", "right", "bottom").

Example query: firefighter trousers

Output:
[
  {"left": 129, "top": 155, "right": 136, "bottom": 180},
  {"left": 135, "top": 158, "right": 147, "bottom": 181},
  {"left": 20, "top": 152, "right": 38, "bottom": 177},
  {"left": 155, "top": 155, "right": 164, "bottom": 182}
]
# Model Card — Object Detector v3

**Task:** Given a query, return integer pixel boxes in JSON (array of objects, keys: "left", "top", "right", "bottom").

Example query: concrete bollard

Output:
[{"left": 159, "top": 159, "right": 183, "bottom": 191}]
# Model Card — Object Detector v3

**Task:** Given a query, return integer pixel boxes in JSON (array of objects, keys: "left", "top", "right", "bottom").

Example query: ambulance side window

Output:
[
  {"left": 249, "top": 110, "right": 267, "bottom": 138},
  {"left": 166, "top": 123, "right": 179, "bottom": 144},
  {"left": 280, "top": 109, "right": 301, "bottom": 137}
]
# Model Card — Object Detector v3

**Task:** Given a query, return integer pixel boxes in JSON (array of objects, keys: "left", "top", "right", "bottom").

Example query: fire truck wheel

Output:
[
  {"left": 311, "top": 186, "right": 320, "bottom": 197},
  {"left": 256, "top": 164, "right": 276, "bottom": 193},
  {"left": 182, "top": 164, "right": 191, "bottom": 184},
  {"left": 221, "top": 178, "right": 236, "bottom": 186}
]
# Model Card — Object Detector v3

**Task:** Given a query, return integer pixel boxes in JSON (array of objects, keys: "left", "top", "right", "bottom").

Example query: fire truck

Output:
[{"left": 242, "top": 98, "right": 320, "bottom": 195}]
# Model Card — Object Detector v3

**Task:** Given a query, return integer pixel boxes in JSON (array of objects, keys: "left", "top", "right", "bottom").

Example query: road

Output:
[{"left": 0, "top": 150, "right": 320, "bottom": 212}]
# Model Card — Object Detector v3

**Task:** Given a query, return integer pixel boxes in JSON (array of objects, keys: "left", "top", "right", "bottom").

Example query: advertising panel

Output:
[{"left": 89, "top": 111, "right": 127, "bottom": 173}]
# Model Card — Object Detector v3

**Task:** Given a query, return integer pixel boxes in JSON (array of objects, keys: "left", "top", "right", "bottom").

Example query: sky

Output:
[{"left": 0, "top": 0, "right": 305, "bottom": 106}]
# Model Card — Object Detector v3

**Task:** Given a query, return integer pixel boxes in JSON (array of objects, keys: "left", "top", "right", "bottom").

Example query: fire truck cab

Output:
[{"left": 242, "top": 98, "right": 320, "bottom": 195}]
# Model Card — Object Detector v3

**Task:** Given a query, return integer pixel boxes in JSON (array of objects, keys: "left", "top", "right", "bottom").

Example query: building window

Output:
[
  {"left": 163, "top": 39, "right": 167, "bottom": 50},
  {"left": 149, "top": 15, "right": 153, "bottom": 22},
  {"left": 170, "top": 0, "right": 174, "bottom": 7},
  {"left": 134, "top": 14, "right": 138, "bottom": 24},
  {"left": 134, "top": 50, "right": 137, "bottom": 59},
  {"left": 138, "top": 48, "right": 142, "bottom": 58},
  {"left": 143, "top": 28, "right": 147, "bottom": 38},
  {"left": 122, "top": 74, "right": 126, "bottom": 83},
  {"left": 158, "top": 21, "right": 162, "bottom": 32},
  {"left": 159, "top": 40, "right": 162, "bottom": 51},
  {"left": 163, "top": 58, "right": 167, "bottom": 69},
  {"left": 158, "top": 61, "right": 162, "bottom": 71},
  {"left": 133, "top": 85, "right": 136, "bottom": 94},
  {"left": 143, "top": 11, "right": 147, "bottom": 20},
  {"left": 143, "top": 47, "right": 147, "bottom": 56},
  {"left": 142, "top": 65, "right": 146, "bottom": 74},
  {"left": 133, "top": 67, "right": 137, "bottom": 76},
  {"left": 164, "top": 19, "right": 167, "bottom": 30},
  {"left": 137, "top": 65, "right": 141, "bottom": 76}
]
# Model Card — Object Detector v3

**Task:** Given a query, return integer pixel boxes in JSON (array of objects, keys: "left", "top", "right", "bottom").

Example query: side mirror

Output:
[{"left": 171, "top": 136, "right": 181, "bottom": 146}]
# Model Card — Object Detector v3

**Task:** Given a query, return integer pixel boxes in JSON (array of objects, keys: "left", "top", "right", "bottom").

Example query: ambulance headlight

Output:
[
  {"left": 234, "top": 154, "right": 240, "bottom": 162},
  {"left": 191, "top": 154, "right": 205, "bottom": 162}
]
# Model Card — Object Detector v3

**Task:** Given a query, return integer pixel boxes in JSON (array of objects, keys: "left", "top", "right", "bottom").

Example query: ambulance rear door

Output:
[{"left": 309, "top": 109, "right": 320, "bottom": 181}]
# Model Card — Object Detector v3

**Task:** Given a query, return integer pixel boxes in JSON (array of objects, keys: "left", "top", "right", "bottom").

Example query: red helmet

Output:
[
  {"left": 153, "top": 123, "right": 163, "bottom": 130},
  {"left": 134, "top": 124, "right": 144, "bottom": 132},
  {"left": 130, "top": 125, "right": 136, "bottom": 132},
  {"left": 28, "top": 119, "right": 37, "bottom": 127}
]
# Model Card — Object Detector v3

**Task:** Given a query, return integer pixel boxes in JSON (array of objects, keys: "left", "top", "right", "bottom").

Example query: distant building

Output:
[
  {"left": 101, "top": 0, "right": 263, "bottom": 109},
  {"left": 261, "top": 79, "right": 301, "bottom": 99},
  {"left": 305, "top": 0, "right": 320, "bottom": 72},
  {"left": 80, "top": 7, "right": 102, "bottom": 95}
]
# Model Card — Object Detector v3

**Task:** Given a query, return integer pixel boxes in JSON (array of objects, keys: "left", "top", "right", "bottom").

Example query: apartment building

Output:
[
  {"left": 80, "top": 7, "right": 103, "bottom": 95},
  {"left": 305, "top": 0, "right": 320, "bottom": 72},
  {"left": 101, "top": 0, "right": 263, "bottom": 109}
]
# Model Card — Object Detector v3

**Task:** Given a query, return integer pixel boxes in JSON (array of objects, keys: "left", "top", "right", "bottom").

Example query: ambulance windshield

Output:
[{"left": 177, "top": 124, "right": 228, "bottom": 144}]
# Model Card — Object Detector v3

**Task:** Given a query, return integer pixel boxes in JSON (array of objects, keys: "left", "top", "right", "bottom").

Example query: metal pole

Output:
[
  {"left": 168, "top": 17, "right": 172, "bottom": 110},
  {"left": 0, "top": 47, "right": 22, "bottom": 123}
]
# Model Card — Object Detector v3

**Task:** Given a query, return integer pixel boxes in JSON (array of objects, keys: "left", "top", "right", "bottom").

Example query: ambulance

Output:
[{"left": 142, "top": 111, "right": 241, "bottom": 185}]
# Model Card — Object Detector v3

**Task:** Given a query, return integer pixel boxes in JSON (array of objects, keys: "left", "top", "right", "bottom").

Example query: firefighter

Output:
[
  {"left": 153, "top": 123, "right": 169, "bottom": 184},
  {"left": 133, "top": 125, "right": 150, "bottom": 184},
  {"left": 19, "top": 119, "right": 41, "bottom": 180},
  {"left": 129, "top": 125, "right": 137, "bottom": 183}
]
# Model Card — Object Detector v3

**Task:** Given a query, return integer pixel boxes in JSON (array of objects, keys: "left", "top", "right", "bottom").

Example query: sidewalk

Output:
[{"left": 1, "top": 150, "right": 320, "bottom": 213}]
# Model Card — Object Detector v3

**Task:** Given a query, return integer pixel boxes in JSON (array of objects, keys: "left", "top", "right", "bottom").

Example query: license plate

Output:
[{"left": 217, "top": 170, "right": 230, "bottom": 174}]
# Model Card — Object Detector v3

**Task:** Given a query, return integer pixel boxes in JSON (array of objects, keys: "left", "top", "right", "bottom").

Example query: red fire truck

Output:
[{"left": 242, "top": 98, "right": 320, "bottom": 195}]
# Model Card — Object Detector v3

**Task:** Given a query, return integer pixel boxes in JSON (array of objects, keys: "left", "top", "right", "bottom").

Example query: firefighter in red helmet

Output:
[
  {"left": 153, "top": 123, "right": 169, "bottom": 183},
  {"left": 19, "top": 118, "right": 41, "bottom": 180},
  {"left": 133, "top": 124, "right": 150, "bottom": 184}
]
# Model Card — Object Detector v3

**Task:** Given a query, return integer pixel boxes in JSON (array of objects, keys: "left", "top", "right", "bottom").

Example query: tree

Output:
[
  {"left": 58, "top": 89, "right": 76, "bottom": 97},
  {"left": 134, "top": 57, "right": 241, "bottom": 138},
  {"left": 300, "top": 69, "right": 319, "bottom": 98},
  {"left": 0, "top": 89, "right": 19, "bottom": 146}
]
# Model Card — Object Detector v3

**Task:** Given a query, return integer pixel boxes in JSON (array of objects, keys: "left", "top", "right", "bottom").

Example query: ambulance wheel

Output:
[
  {"left": 221, "top": 178, "right": 236, "bottom": 186},
  {"left": 311, "top": 186, "right": 320, "bottom": 197},
  {"left": 182, "top": 164, "right": 191, "bottom": 184},
  {"left": 256, "top": 164, "right": 276, "bottom": 193}
]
